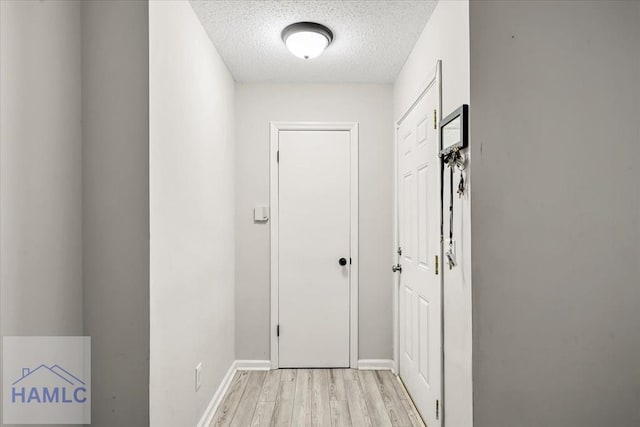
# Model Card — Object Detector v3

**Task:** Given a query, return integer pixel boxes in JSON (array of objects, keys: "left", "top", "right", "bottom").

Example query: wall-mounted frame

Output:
[{"left": 439, "top": 104, "right": 468, "bottom": 157}]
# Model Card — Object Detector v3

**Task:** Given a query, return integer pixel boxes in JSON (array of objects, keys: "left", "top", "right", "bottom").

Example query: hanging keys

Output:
[
  {"left": 457, "top": 171, "right": 465, "bottom": 197},
  {"left": 445, "top": 241, "right": 457, "bottom": 269},
  {"left": 443, "top": 147, "right": 465, "bottom": 270}
]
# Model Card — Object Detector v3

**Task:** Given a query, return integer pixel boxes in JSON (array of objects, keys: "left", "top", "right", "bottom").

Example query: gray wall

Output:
[
  {"left": 149, "top": 2, "right": 236, "bottom": 425},
  {"left": 0, "top": 2, "right": 83, "bottom": 426},
  {"left": 81, "top": 1, "right": 150, "bottom": 426},
  {"left": 235, "top": 83, "right": 394, "bottom": 361},
  {"left": 469, "top": 1, "right": 640, "bottom": 426}
]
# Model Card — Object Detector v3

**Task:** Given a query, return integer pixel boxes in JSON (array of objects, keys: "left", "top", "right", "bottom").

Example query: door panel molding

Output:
[{"left": 270, "top": 122, "right": 359, "bottom": 369}]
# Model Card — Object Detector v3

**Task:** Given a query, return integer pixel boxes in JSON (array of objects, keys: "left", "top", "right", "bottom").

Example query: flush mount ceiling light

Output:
[{"left": 281, "top": 22, "right": 333, "bottom": 60}]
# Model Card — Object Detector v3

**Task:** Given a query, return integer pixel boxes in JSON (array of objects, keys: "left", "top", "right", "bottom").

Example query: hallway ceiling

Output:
[{"left": 189, "top": 0, "right": 437, "bottom": 83}]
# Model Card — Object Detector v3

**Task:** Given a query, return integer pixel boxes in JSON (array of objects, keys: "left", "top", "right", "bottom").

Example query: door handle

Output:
[
  {"left": 339, "top": 258, "right": 347, "bottom": 266},
  {"left": 392, "top": 264, "right": 402, "bottom": 273}
]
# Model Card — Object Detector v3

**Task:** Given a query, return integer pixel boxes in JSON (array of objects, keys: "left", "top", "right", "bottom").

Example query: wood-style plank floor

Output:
[{"left": 210, "top": 369, "right": 425, "bottom": 427}]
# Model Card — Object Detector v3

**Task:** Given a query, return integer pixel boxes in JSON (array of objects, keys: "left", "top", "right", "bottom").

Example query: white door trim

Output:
[
  {"left": 270, "top": 121, "right": 359, "bottom": 369},
  {"left": 393, "top": 60, "right": 443, "bottom": 418}
]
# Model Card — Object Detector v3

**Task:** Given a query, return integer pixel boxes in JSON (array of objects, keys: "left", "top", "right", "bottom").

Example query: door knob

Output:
[
  {"left": 339, "top": 258, "right": 347, "bottom": 266},
  {"left": 392, "top": 264, "right": 402, "bottom": 273}
]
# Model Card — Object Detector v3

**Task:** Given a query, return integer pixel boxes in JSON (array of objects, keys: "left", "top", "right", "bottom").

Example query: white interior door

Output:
[
  {"left": 397, "top": 80, "right": 442, "bottom": 425},
  {"left": 277, "top": 130, "right": 351, "bottom": 368}
]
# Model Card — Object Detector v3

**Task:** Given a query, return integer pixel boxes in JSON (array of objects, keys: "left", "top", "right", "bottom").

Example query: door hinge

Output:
[
  {"left": 277, "top": 150, "right": 279, "bottom": 163},
  {"left": 350, "top": 258, "right": 352, "bottom": 265},
  {"left": 277, "top": 324, "right": 280, "bottom": 337},
  {"left": 435, "top": 255, "right": 439, "bottom": 275},
  {"left": 434, "top": 109, "right": 438, "bottom": 129},
  {"left": 436, "top": 399, "right": 440, "bottom": 420}
]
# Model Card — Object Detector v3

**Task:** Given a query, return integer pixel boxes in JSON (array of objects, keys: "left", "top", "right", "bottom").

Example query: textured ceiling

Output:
[{"left": 189, "top": 1, "right": 437, "bottom": 83}]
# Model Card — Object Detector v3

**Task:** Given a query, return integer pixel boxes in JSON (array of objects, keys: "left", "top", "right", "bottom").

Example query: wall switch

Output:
[
  {"left": 195, "top": 362, "right": 202, "bottom": 391},
  {"left": 254, "top": 206, "right": 269, "bottom": 222}
]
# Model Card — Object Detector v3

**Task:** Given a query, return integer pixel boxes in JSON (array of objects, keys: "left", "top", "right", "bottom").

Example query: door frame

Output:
[
  {"left": 270, "top": 121, "right": 359, "bottom": 369},
  {"left": 393, "top": 60, "right": 443, "bottom": 417}
]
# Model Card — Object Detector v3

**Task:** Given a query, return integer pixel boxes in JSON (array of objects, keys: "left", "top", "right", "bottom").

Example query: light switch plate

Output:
[{"left": 254, "top": 206, "right": 269, "bottom": 222}]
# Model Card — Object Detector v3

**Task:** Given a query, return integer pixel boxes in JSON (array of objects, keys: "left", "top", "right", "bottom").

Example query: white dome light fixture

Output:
[{"left": 281, "top": 22, "right": 333, "bottom": 60}]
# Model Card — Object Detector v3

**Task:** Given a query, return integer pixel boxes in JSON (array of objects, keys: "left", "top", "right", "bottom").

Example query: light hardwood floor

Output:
[{"left": 210, "top": 369, "right": 425, "bottom": 427}]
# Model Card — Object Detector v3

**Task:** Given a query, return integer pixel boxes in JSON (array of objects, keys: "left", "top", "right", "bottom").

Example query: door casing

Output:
[{"left": 270, "top": 121, "right": 359, "bottom": 369}]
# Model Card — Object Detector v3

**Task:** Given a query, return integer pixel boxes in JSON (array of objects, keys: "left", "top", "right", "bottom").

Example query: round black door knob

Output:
[{"left": 339, "top": 258, "right": 347, "bottom": 266}]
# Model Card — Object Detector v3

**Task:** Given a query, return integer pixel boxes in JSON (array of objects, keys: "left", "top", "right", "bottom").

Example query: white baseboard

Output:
[
  {"left": 196, "top": 360, "right": 237, "bottom": 427},
  {"left": 358, "top": 359, "right": 395, "bottom": 371},
  {"left": 235, "top": 360, "right": 271, "bottom": 370}
]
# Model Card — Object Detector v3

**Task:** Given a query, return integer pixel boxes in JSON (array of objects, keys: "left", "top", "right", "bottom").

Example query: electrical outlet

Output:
[{"left": 195, "top": 363, "right": 202, "bottom": 391}]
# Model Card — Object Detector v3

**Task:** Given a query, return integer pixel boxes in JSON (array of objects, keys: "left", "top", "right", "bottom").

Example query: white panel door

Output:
[
  {"left": 278, "top": 130, "right": 351, "bottom": 368},
  {"left": 398, "top": 83, "right": 442, "bottom": 425}
]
